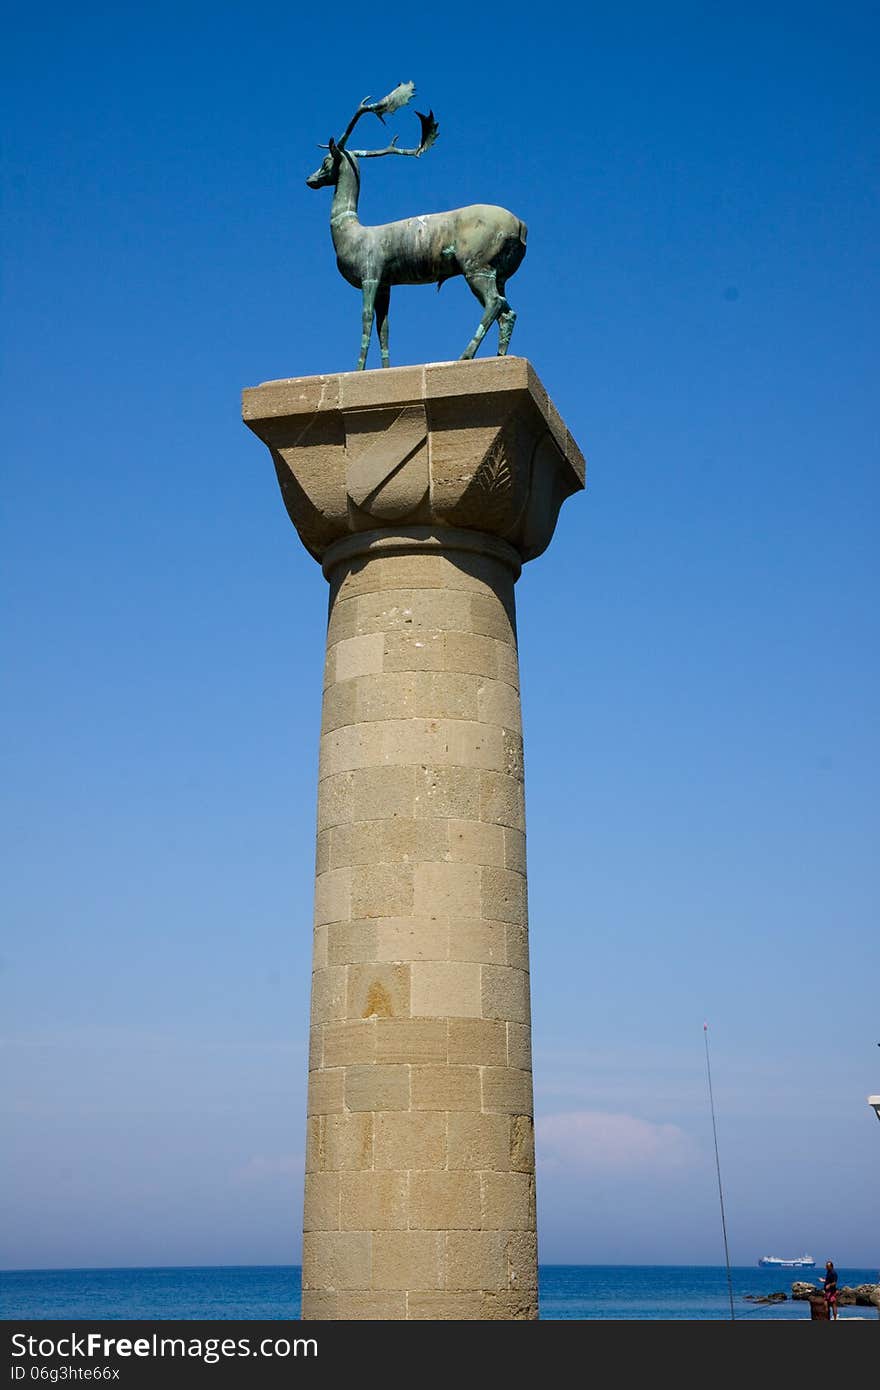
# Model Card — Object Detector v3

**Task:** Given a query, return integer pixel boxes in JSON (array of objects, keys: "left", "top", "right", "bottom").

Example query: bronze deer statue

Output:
[{"left": 306, "top": 83, "right": 527, "bottom": 370}]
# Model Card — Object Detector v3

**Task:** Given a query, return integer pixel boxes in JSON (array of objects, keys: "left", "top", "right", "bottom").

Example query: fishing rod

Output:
[{"left": 704, "top": 1022, "right": 736, "bottom": 1321}]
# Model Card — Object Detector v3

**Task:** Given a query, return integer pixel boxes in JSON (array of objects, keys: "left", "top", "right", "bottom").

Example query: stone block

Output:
[
  {"left": 470, "top": 593, "right": 516, "bottom": 644},
  {"left": 374, "top": 1111, "right": 446, "bottom": 1171},
  {"left": 326, "top": 920, "right": 377, "bottom": 967},
  {"left": 332, "top": 632, "right": 385, "bottom": 681},
  {"left": 482, "top": 1066, "right": 534, "bottom": 1116},
  {"left": 444, "top": 631, "right": 498, "bottom": 679},
  {"left": 319, "top": 724, "right": 382, "bottom": 778},
  {"left": 505, "top": 924, "right": 530, "bottom": 970},
  {"left": 327, "top": 595, "right": 358, "bottom": 645},
  {"left": 308, "top": 1025, "right": 322, "bottom": 1071},
  {"left": 301, "top": 1232, "right": 371, "bottom": 1291},
  {"left": 494, "top": 640, "right": 520, "bottom": 689},
  {"left": 506, "top": 1231, "right": 538, "bottom": 1289},
  {"left": 413, "top": 862, "right": 481, "bottom": 918},
  {"left": 347, "top": 963, "right": 411, "bottom": 1020},
  {"left": 372, "top": 1231, "right": 444, "bottom": 1291},
  {"left": 424, "top": 354, "right": 529, "bottom": 400},
  {"left": 503, "top": 828, "right": 527, "bottom": 874},
  {"left": 481, "top": 965, "right": 531, "bottom": 1024},
  {"left": 410, "top": 962, "right": 481, "bottom": 1019},
  {"left": 377, "top": 718, "right": 448, "bottom": 766},
  {"left": 301, "top": 1291, "right": 337, "bottom": 1320},
  {"left": 348, "top": 765, "right": 416, "bottom": 824},
  {"left": 480, "top": 1292, "right": 538, "bottom": 1320},
  {"left": 447, "top": 1018, "right": 507, "bottom": 1067},
  {"left": 339, "top": 363, "right": 424, "bottom": 410},
  {"left": 481, "top": 772, "right": 522, "bottom": 822},
  {"left": 481, "top": 867, "right": 527, "bottom": 926},
  {"left": 310, "top": 966, "right": 346, "bottom": 1023},
  {"left": 510, "top": 1115, "right": 535, "bottom": 1172},
  {"left": 315, "top": 830, "right": 331, "bottom": 875},
  {"left": 305, "top": 1116, "right": 322, "bottom": 1173},
  {"left": 338, "top": 817, "right": 449, "bottom": 867},
  {"left": 313, "top": 868, "right": 352, "bottom": 927},
  {"left": 345, "top": 1063, "right": 411, "bottom": 1112},
  {"left": 445, "top": 1231, "right": 507, "bottom": 1291},
  {"left": 320, "top": 678, "right": 358, "bottom": 733},
  {"left": 381, "top": 628, "right": 445, "bottom": 674},
  {"left": 355, "top": 587, "right": 473, "bottom": 637},
  {"left": 447, "top": 1112, "right": 510, "bottom": 1172},
  {"left": 502, "top": 729, "right": 524, "bottom": 779},
  {"left": 340, "top": 1171, "right": 407, "bottom": 1231},
  {"left": 312, "top": 924, "right": 328, "bottom": 971},
  {"left": 307, "top": 1068, "right": 344, "bottom": 1115},
  {"left": 436, "top": 720, "right": 507, "bottom": 772},
  {"left": 335, "top": 1292, "right": 408, "bottom": 1320},
  {"left": 375, "top": 916, "right": 448, "bottom": 963},
  {"left": 407, "top": 1292, "right": 482, "bottom": 1320},
  {"left": 316, "top": 771, "right": 351, "bottom": 832},
  {"left": 303, "top": 1172, "right": 340, "bottom": 1231},
  {"left": 411, "top": 1065, "right": 481, "bottom": 1112},
  {"left": 506, "top": 1022, "right": 532, "bottom": 1070},
  {"left": 375, "top": 1018, "right": 447, "bottom": 1064},
  {"left": 447, "top": 917, "right": 505, "bottom": 964},
  {"left": 409, "top": 1172, "right": 481, "bottom": 1229},
  {"left": 351, "top": 863, "right": 414, "bottom": 919},
  {"left": 322, "top": 1019, "right": 376, "bottom": 1068},
  {"left": 413, "top": 765, "right": 481, "bottom": 820},
  {"left": 243, "top": 372, "right": 342, "bottom": 418},
  {"left": 446, "top": 819, "right": 506, "bottom": 867},
  {"left": 359, "top": 670, "right": 480, "bottom": 724},
  {"left": 477, "top": 678, "right": 522, "bottom": 732},
  {"left": 481, "top": 1172, "right": 532, "bottom": 1230},
  {"left": 321, "top": 1112, "right": 374, "bottom": 1171}
]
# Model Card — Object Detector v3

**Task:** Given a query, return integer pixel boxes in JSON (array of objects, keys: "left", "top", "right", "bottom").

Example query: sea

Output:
[{"left": 3, "top": 1265, "right": 877, "bottom": 1321}]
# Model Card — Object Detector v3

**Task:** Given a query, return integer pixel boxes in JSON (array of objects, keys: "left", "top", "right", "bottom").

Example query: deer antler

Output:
[
  {"left": 350, "top": 110, "right": 440, "bottom": 159},
  {"left": 335, "top": 94, "right": 377, "bottom": 150},
  {"left": 319, "top": 81, "right": 434, "bottom": 155}
]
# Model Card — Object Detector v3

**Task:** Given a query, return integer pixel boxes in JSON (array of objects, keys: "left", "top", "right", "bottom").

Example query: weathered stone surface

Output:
[
  {"left": 301, "top": 1232, "right": 370, "bottom": 1291},
  {"left": 372, "top": 1231, "right": 445, "bottom": 1291},
  {"left": 339, "top": 1171, "right": 408, "bottom": 1231},
  {"left": 243, "top": 358, "right": 583, "bottom": 1319},
  {"left": 374, "top": 1111, "right": 446, "bottom": 1171},
  {"left": 447, "top": 1112, "right": 511, "bottom": 1172}
]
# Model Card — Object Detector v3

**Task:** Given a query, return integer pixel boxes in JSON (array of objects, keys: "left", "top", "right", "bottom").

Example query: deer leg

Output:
[
  {"left": 375, "top": 285, "right": 391, "bottom": 369},
  {"left": 460, "top": 270, "right": 503, "bottom": 360},
  {"left": 357, "top": 278, "right": 378, "bottom": 371},
  {"left": 495, "top": 278, "right": 516, "bottom": 357}
]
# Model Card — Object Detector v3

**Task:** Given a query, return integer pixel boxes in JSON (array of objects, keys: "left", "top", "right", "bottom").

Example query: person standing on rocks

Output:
[{"left": 823, "top": 1261, "right": 839, "bottom": 1320}]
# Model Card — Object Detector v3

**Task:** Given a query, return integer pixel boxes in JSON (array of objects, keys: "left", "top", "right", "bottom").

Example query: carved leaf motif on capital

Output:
[{"left": 446, "top": 411, "right": 532, "bottom": 537}]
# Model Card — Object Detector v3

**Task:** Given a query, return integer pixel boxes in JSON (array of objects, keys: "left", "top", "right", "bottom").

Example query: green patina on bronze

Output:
[{"left": 306, "top": 82, "right": 527, "bottom": 370}]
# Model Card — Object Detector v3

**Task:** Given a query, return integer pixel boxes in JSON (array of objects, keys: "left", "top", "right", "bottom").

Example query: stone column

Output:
[{"left": 243, "top": 358, "right": 584, "bottom": 1320}]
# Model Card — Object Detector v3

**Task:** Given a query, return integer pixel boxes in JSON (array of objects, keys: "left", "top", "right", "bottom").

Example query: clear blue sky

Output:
[{"left": 2, "top": 1, "right": 877, "bottom": 1270}]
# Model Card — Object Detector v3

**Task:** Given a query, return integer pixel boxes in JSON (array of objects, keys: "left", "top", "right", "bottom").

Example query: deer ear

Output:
[{"left": 328, "top": 136, "right": 338, "bottom": 154}]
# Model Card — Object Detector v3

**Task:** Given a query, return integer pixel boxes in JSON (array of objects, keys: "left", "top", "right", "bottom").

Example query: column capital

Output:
[{"left": 242, "top": 357, "right": 585, "bottom": 568}]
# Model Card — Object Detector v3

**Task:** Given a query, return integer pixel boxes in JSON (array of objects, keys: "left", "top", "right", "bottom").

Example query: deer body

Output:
[{"left": 307, "top": 88, "right": 526, "bottom": 369}]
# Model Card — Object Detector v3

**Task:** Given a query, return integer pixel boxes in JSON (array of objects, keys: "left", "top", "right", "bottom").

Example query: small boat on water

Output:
[{"left": 758, "top": 1254, "right": 816, "bottom": 1268}]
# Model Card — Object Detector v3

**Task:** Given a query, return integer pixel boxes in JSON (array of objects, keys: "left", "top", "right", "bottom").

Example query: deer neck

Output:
[{"left": 330, "top": 153, "right": 361, "bottom": 253}]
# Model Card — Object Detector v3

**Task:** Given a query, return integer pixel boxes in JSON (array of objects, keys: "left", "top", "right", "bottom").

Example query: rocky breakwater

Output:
[{"left": 792, "top": 1281, "right": 880, "bottom": 1310}]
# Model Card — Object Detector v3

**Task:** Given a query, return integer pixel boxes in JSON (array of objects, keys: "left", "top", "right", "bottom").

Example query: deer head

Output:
[
  {"left": 305, "top": 82, "right": 439, "bottom": 188},
  {"left": 305, "top": 141, "right": 342, "bottom": 190}
]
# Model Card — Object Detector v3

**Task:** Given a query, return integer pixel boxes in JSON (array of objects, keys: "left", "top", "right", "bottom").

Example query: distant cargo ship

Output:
[{"left": 758, "top": 1255, "right": 816, "bottom": 1268}]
